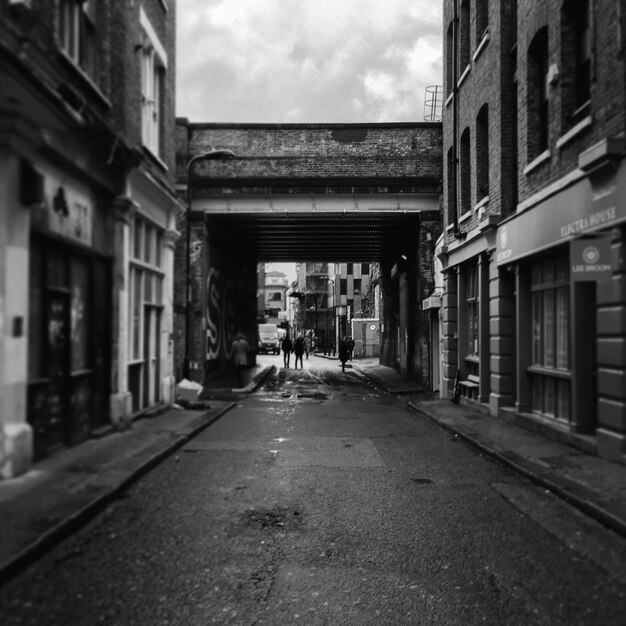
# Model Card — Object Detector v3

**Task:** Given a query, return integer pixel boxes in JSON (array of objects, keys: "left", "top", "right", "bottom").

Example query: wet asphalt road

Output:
[{"left": 1, "top": 354, "right": 626, "bottom": 625}]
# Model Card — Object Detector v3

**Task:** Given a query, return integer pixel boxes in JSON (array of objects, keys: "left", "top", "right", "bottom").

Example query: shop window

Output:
[
  {"left": 71, "top": 258, "right": 90, "bottom": 371},
  {"left": 527, "top": 27, "right": 550, "bottom": 160},
  {"left": 529, "top": 256, "right": 570, "bottom": 420},
  {"left": 128, "top": 215, "right": 165, "bottom": 412},
  {"left": 561, "top": 0, "right": 591, "bottom": 128},
  {"left": 59, "top": 0, "right": 96, "bottom": 76},
  {"left": 466, "top": 263, "right": 479, "bottom": 356},
  {"left": 476, "top": 104, "right": 489, "bottom": 201}
]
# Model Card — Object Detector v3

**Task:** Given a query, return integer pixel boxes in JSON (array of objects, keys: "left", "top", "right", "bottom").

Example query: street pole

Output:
[{"left": 183, "top": 149, "right": 235, "bottom": 380}]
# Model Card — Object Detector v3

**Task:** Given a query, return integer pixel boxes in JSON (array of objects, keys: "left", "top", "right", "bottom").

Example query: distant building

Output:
[
  {"left": 261, "top": 269, "right": 289, "bottom": 325},
  {"left": 0, "top": 1, "right": 182, "bottom": 475},
  {"left": 440, "top": 0, "right": 626, "bottom": 463}
]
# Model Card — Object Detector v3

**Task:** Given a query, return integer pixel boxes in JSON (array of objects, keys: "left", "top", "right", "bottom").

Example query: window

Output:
[
  {"left": 141, "top": 48, "right": 163, "bottom": 155},
  {"left": 59, "top": 0, "right": 96, "bottom": 75},
  {"left": 459, "top": 0, "right": 471, "bottom": 71},
  {"left": 460, "top": 128, "right": 471, "bottom": 214},
  {"left": 129, "top": 216, "right": 164, "bottom": 361},
  {"left": 476, "top": 0, "right": 488, "bottom": 42},
  {"left": 446, "top": 22, "right": 455, "bottom": 96},
  {"left": 529, "top": 256, "right": 570, "bottom": 420},
  {"left": 561, "top": 0, "right": 591, "bottom": 127},
  {"left": 527, "top": 28, "right": 550, "bottom": 159},
  {"left": 140, "top": 9, "right": 168, "bottom": 157},
  {"left": 476, "top": 105, "right": 489, "bottom": 201},
  {"left": 466, "top": 263, "right": 479, "bottom": 356},
  {"left": 447, "top": 147, "right": 457, "bottom": 223}
]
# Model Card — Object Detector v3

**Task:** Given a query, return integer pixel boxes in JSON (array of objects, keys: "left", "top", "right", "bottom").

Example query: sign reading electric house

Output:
[{"left": 496, "top": 176, "right": 622, "bottom": 268}]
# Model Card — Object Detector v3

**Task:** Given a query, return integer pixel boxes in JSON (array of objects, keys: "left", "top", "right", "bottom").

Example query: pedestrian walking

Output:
[
  {"left": 231, "top": 331, "right": 249, "bottom": 388},
  {"left": 338, "top": 338, "right": 349, "bottom": 373},
  {"left": 304, "top": 335, "right": 311, "bottom": 359},
  {"left": 294, "top": 334, "right": 305, "bottom": 369},
  {"left": 346, "top": 336, "right": 355, "bottom": 361},
  {"left": 281, "top": 334, "right": 293, "bottom": 368}
]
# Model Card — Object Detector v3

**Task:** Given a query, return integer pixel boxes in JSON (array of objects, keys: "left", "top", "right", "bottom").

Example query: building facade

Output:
[
  {"left": 441, "top": 0, "right": 626, "bottom": 464},
  {"left": 260, "top": 269, "right": 289, "bottom": 324},
  {"left": 0, "top": 0, "right": 181, "bottom": 476}
]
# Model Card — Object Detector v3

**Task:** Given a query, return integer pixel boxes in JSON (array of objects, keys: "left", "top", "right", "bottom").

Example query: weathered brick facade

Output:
[
  {"left": 0, "top": 1, "right": 181, "bottom": 474},
  {"left": 440, "top": 0, "right": 626, "bottom": 464},
  {"left": 175, "top": 121, "right": 443, "bottom": 386}
]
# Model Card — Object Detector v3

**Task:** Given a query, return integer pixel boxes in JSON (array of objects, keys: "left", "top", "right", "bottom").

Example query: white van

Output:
[{"left": 258, "top": 323, "right": 281, "bottom": 354}]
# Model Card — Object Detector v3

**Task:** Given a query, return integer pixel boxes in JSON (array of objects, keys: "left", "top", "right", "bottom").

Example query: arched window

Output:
[
  {"left": 561, "top": 0, "right": 591, "bottom": 128},
  {"left": 476, "top": 0, "right": 488, "bottom": 43},
  {"left": 459, "top": 0, "right": 471, "bottom": 71},
  {"left": 476, "top": 104, "right": 489, "bottom": 201},
  {"left": 460, "top": 128, "right": 472, "bottom": 215},
  {"left": 527, "top": 27, "right": 549, "bottom": 159}
]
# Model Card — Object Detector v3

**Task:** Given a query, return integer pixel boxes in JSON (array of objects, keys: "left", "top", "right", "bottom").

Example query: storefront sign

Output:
[
  {"left": 570, "top": 236, "right": 613, "bottom": 281},
  {"left": 32, "top": 170, "right": 94, "bottom": 246},
  {"left": 496, "top": 176, "right": 625, "bottom": 266}
]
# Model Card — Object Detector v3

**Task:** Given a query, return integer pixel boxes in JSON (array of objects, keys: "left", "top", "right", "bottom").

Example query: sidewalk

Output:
[
  {"left": 352, "top": 358, "right": 626, "bottom": 539},
  {"left": 0, "top": 363, "right": 274, "bottom": 585}
]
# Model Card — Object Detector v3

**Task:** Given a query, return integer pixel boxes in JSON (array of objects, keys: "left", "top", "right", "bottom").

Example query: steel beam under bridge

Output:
[{"left": 192, "top": 193, "right": 439, "bottom": 262}]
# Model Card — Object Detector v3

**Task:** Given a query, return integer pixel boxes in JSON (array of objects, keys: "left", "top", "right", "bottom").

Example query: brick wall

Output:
[
  {"left": 177, "top": 121, "right": 442, "bottom": 190},
  {"left": 442, "top": 0, "right": 517, "bottom": 243},
  {"left": 516, "top": 0, "right": 626, "bottom": 203}
]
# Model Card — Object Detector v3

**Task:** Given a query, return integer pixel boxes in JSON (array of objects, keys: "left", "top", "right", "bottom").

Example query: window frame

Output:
[
  {"left": 561, "top": 0, "right": 591, "bottom": 129},
  {"left": 59, "top": 0, "right": 97, "bottom": 76},
  {"left": 528, "top": 256, "right": 571, "bottom": 421},
  {"left": 527, "top": 27, "right": 550, "bottom": 161}
]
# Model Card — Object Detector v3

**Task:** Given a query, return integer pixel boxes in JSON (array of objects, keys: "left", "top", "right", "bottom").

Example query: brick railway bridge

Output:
[{"left": 174, "top": 121, "right": 443, "bottom": 384}]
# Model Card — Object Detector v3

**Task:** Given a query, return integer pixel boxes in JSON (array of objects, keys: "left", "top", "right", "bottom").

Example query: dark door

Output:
[{"left": 28, "top": 239, "right": 109, "bottom": 458}]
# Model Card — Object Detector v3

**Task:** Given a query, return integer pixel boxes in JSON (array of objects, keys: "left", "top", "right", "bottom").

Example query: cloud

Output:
[{"left": 176, "top": 0, "right": 443, "bottom": 123}]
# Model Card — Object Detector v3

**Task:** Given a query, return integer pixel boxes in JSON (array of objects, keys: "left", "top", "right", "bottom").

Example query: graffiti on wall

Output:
[{"left": 206, "top": 266, "right": 236, "bottom": 361}]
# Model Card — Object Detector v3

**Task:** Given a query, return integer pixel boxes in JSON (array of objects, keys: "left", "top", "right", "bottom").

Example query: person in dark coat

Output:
[
  {"left": 338, "top": 338, "right": 349, "bottom": 373},
  {"left": 231, "top": 331, "right": 249, "bottom": 388},
  {"left": 346, "top": 336, "right": 355, "bottom": 360},
  {"left": 281, "top": 334, "right": 293, "bottom": 368},
  {"left": 294, "top": 334, "right": 305, "bottom": 369}
]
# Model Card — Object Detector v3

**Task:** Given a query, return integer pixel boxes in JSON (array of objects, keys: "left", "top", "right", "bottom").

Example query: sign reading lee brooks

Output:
[{"left": 570, "top": 236, "right": 613, "bottom": 282}]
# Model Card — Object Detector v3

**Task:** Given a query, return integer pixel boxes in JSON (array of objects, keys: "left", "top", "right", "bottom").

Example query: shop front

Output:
[
  {"left": 28, "top": 164, "right": 113, "bottom": 460},
  {"left": 495, "top": 144, "right": 626, "bottom": 461}
]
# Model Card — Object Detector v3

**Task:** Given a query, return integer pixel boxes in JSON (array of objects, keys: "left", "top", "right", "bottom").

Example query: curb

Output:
[
  {"left": 352, "top": 365, "right": 422, "bottom": 395},
  {"left": 0, "top": 402, "right": 236, "bottom": 587},
  {"left": 234, "top": 365, "right": 275, "bottom": 393},
  {"left": 408, "top": 401, "right": 626, "bottom": 540}
]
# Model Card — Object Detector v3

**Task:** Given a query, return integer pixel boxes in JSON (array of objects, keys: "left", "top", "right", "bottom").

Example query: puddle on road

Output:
[{"left": 241, "top": 506, "right": 303, "bottom": 531}]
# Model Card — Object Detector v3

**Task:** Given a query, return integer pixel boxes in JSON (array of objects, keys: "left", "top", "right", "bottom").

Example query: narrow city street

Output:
[{"left": 1, "top": 356, "right": 625, "bottom": 625}]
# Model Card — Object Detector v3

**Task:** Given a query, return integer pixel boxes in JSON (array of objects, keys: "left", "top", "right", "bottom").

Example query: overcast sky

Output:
[{"left": 176, "top": 0, "right": 443, "bottom": 124}]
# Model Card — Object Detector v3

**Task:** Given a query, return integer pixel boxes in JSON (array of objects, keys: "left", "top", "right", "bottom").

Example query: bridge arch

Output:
[{"left": 174, "top": 121, "right": 443, "bottom": 383}]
